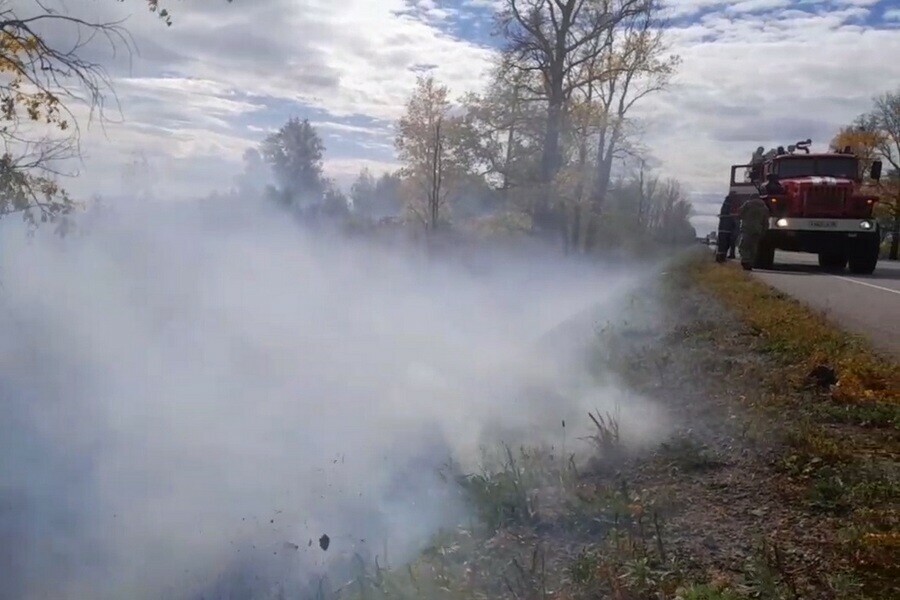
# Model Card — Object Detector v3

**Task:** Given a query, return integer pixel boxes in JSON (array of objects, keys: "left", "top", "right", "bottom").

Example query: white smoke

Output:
[{"left": 0, "top": 199, "right": 667, "bottom": 599}]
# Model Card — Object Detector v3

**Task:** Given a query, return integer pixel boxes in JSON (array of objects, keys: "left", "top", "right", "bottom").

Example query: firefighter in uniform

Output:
[
  {"left": 715, "top": 194, "right": 738, "bottom": 262},
  {"left": 764, "top": 173, "right": 785, "bottom": 196}
]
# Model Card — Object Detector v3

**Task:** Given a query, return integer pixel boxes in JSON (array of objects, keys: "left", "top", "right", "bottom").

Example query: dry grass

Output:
[
  {"left": 691, "top": 255, "right": 900, "bottom": 598},
  {"left": 690, "top": 259, "right": 899, "bottom": 407}
]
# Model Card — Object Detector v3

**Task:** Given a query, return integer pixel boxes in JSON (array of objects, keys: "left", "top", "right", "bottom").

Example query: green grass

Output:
[
  {"left": 813, "top": 400, "right": 899, "bottom": 429},
  {"left": 657, "top": 435, "right": 723, "bottom": 473},
  {"left": 455, "top": 445, "right": 537, "bottom": 531},
  {"left": 674, "top": 584, "right": 744, "bottom": 600}
]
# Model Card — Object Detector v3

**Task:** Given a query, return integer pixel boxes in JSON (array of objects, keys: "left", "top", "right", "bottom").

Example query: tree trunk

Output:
[
  {"left": 541, "top": 99, "right": 563, "bottom": 184},
  {"left": 502, "top": 86, "right": 519, "bottom": 191},
  {"left": 430, "top": 120, "right": 442, "bottom": 232},
  {"left": 502, "top": 123, "right": 515, "bottom": 191},
  {"left": 535, "top": 52, "right": 566, "bottom": 238},
  {"left": 592, "top": 137, "right": 617, "bottom": 213},
  {"left": 534, "top": 97, "right": 564, "bottom": 237},
  {"left": 568, "top": 205, "right": 580, "bottom": 254}
]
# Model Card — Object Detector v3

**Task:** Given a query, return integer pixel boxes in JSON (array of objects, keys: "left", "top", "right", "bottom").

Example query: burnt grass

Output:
[{"left": 329, "top": 252, "right": 898, "bottom": 600}]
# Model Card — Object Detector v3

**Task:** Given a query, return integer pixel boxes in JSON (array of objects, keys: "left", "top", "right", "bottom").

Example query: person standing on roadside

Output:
[
  {"left": 738, "top": 196, "right": 770, "bottom": 270},
  {"left": 715, "top": 194, "right": 738, "bottom": 262}
]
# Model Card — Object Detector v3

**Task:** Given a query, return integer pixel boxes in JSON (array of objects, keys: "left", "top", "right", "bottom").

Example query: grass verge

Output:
[
  {"left": 690, "top": 258, "right": 898, "bottom": 407},
  {"left": 305, "top": 253, "right": 898, "bottom": 600},
  {"left": 690, "top": 255, "right": 899, "bottom": 598}
]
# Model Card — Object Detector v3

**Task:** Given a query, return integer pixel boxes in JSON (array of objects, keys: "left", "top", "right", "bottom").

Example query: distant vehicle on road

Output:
[{"left": 725, "top": 139, "right": 883, "bottom": 274}]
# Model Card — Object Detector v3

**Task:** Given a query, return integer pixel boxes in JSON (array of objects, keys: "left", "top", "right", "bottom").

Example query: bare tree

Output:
[
  {"left": 582, "top": 0, "right": 678, "bottom": 212},
  {"left": 554, "top": 90, "right": 598, "bottom": 252},
  {"left": 498, "top": 0, "right": 646, "bottom": 233},
  {"left": 633, "top": 175, "right": 692, "bottom": 242},
  {"left": 634, "top": 157, "right": 658, "bottom": 229},
  {"left": 555, "top": 0, "right": 676, "bottom": 251}
]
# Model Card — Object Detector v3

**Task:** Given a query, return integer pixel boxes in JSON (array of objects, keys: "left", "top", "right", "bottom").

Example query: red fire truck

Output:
[{"left": 725, "top": 140, "right": 883, "bottom": 273}]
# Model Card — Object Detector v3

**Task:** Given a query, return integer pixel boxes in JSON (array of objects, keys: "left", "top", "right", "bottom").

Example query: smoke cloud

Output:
[{"left": 0, "top": 199, "right": 666, "bottom": 599}]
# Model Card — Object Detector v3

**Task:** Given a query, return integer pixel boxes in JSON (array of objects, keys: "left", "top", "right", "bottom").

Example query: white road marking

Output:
[{"left": 834, "top": 275, "right": 900, "bottom": 296}]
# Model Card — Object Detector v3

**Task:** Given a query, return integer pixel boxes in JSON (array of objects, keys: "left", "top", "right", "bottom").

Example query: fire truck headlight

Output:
[
  {"left": 776, "top": 218, "right": 789, "bottom": 228},
  {"left": 859, "top": 220, "right": 873, "bottom": 230}
]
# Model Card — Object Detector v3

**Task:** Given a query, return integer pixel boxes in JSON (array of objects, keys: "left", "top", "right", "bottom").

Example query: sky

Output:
[{"left": 15, "top": 0, "right": 900, "bottom": 234}]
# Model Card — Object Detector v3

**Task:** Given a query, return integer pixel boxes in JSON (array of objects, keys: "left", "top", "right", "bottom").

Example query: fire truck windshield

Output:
[{"left": 775, "top": 157, "right": 859, "bottom": 179}]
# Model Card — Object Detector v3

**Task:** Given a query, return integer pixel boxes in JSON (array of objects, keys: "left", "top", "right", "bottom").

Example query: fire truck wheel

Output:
[
  {"left": 818, "top": 251, "right": 848, "bottom": 272},
  {"left": 848, "top": 253, "right": 878, "bottom": 274},
  {"left": 847, "top": 229, "right": 880, "bottom": 274},
  {"left": 848, "top": 242, "right": 879, "bottom": 275}
]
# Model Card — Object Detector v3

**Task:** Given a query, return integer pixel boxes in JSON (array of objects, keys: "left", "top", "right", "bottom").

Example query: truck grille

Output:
[{"left": 805, "top": 186, "right": 846, "bottom": 215}]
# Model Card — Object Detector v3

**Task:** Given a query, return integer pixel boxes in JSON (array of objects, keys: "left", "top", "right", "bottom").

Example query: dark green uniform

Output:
[
  {"left": 715, "top": 195, "right": 738, "bottom": 262},
  {"left": 739, "top": 197, "right": 770, "bottom": 270}
]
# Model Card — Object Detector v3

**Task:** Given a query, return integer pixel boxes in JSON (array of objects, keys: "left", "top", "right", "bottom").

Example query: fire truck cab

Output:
[{"left": 726, "top": 140, "right": 882, "bottom": 273}]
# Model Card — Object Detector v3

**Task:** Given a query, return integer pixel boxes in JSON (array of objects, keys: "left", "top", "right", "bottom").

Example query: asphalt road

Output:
[{"left": 751, "top": 251, "right": 900, "bottom": 358}]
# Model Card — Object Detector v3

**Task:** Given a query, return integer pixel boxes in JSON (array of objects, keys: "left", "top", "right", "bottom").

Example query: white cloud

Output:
[
  {"left": 725, "top": 0, "right": 791, "bottom": 13},
  {"left": 317, "top": 121, "right": 393, "bottom": 137},
  {"left": 462, "top": 0, "right": 504, "bottom": 8},
  {"left": 663, "top": 0, "right": 732, "bottom": 19},
  {"left": 636, "top": 4, "right": 900, "bottom": 192},
  {"left": 157, "top": 0, "right": 494, "bottom": 120},
  {"left": 18, "top": 0, "right": 495, "bottom": 199},
  {"left": 113, "top": 78, "right": 266, "bottom": 130},
  {"left": 834, "top": 0, "right": 881, "bottom": 6},
  {"left": 326, "top": 157, "right": 402, "bottom": 185},
  {"left": 9, "top": 0, "right": 900, "bottom": 202}
]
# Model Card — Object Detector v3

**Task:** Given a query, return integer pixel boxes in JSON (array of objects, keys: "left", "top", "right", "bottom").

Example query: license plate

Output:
[{"left": 809, "top": 220, "right": 838, "bottom": 228}]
